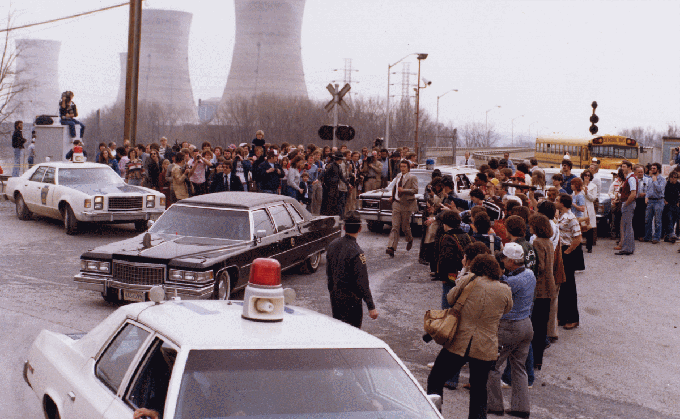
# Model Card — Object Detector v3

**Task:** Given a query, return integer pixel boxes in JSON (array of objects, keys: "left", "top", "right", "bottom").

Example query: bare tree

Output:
[
  {"left": 618, "top": 126, "right": 660, "bottom": 147},
  {"left": 0, "top": 13, "right": 24, "bottom": 134},
  {"left": 664, "top": 123, "right": 680, "bottom": 138},
  {"left": 459, "top": 121, "right": 499, "bottom": 148}
]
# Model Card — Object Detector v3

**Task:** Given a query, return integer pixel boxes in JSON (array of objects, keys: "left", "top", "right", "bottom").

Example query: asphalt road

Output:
[{"left": 1, "top": 199, "right": 679, "bottom": 419}]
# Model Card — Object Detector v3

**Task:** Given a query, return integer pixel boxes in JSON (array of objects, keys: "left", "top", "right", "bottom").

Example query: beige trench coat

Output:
[{"left": 445, "top": 273, "right": 513, "bottom": 361}]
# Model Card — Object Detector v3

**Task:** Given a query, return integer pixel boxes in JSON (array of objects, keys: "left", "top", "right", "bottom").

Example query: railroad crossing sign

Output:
[
  {"left": 325, "top": 83, "right": 351, "bottom": 113},
  {"left": 323, "top": 83, "right": 352, "bottom": 147}
]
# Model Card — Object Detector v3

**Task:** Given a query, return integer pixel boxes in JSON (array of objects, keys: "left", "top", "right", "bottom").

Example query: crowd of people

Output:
[
  {"left": 419, "top": 154, "right": 680, "bottom": 418},
  {"left": 85, "top": 131, "right": 421, "bottom": 213}
]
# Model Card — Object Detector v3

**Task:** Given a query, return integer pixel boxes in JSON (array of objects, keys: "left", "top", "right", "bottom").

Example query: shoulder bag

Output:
[{"left": 424, "top": 276, "right": 478, "bottom": 346}]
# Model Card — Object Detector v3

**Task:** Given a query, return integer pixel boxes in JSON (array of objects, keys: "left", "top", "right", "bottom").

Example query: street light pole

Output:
[
  {"left": 385, "top": 53, "right": 420, "bottom": 150},
  {"left": 436, "top": 88, "right": 458, "bottom": 147},
  {"left": 528, "top": 121, "right": 538, "bottom": 141},
  {"left": 414, "top": 53, "right": 428, "bottom": 163},
  {"left": 511, "top": 114, "right": 524, "bottom": 146},
  {"left": 485, "top": 105, "right": 501, "bottom": 145}
]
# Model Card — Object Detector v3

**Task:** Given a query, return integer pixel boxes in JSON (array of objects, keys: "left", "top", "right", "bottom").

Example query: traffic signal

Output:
[
  {"left": 589, "top": 101, "right": 599, "bottom": 135},
  {"left": 336, "top": 125, "right": 356, "bottom": 142}
]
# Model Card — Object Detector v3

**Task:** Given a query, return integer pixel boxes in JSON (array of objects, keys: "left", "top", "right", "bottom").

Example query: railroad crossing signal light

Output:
[
  {"left": 336, "top": 125, "right": 356, "bottom": 142},
  {"left": 318, "top": 125, "right": 356, "bottom": 141},
  {"left": 589, "top": 101, "right": 599, "bottom": 135},
  {"left": 318, "top": 125, "right": 334, "bottom": 141}
]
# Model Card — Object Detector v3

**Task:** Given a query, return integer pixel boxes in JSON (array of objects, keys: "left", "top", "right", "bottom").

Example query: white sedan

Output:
[
  {"left": 24, "top": 260, "right": 444, "bottom": 419},
  {"left": 3, "top": 161, "right": 165, "bottom": 234}
]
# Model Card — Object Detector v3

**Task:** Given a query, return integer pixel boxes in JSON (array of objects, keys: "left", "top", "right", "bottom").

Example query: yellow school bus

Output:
[{"left": 535, "top": 135, "right": 640, "bottom": 169}]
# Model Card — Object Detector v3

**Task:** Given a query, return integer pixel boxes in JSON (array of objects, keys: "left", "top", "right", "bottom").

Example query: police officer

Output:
[{"left": 326, "top": 211, "right": 379, "bottom": 328}]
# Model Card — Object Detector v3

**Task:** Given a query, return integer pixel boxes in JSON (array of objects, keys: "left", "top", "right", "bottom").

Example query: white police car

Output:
[
  {"left": 24, "top": 259, "right": 444, "bottom": 419},
  {"left": 4, "top": 161, "right": 165, "bottom": 234}
]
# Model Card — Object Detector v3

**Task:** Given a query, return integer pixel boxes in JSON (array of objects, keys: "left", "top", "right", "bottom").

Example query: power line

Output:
[{"left": 0, "top": 2, "right": 139, "bottom": 33}]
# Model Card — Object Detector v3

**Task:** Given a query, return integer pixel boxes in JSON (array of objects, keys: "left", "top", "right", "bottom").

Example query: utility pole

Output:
[{"left": 123, "top": 0, "right": 142, "bottom": 146}]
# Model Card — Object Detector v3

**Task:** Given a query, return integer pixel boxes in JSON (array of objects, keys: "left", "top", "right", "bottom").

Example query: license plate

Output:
[{"left": 124, "top": 290, "right": 146, "bottom": 302}]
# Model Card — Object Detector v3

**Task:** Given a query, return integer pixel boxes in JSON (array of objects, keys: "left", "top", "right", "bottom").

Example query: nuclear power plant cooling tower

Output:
[
  {"left": 14, "top": 39, "right": 61, "bottom": 122},
  {"left": 221, "top": 0, "right": 308, "bottom": 104},
  {"left": 116, "top": 9, "right": 197, "bottom": 122}
]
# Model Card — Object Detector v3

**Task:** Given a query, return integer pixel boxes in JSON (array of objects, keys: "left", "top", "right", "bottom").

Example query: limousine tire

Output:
[
  {"left": 300, "top": 251, "right": 321, "bottom": 274},
  {"left": 214, "top": 271, "right": 231, "bottom": 300},
  {"left": 15, "top": 193, "right": 32, "bottom": 220},
  {"left": 102, "top": 287, "right": 120, "bottom": 303},
  {"left": 134, "top": 220, "right": 147, "bottom": 232},
  {"left": 63, "top": 204, "right": 79, "bottom": 235},
  {"left": 366, "top": 221, "right": 384, "bottom": 233}
]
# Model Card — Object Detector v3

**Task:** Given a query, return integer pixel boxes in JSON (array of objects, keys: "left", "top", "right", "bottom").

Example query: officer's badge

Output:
[{"left": 359, "top": 254, "right": 367, "bottom": 264}]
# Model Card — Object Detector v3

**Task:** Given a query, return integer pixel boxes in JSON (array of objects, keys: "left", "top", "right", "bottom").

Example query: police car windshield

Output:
[
  {"left": 58, "top": 167, "right": 124, "bottom": 186},
  {"left": 174, "top": 348, "right": 439, "bottom": 419},
  {"left": 149, "top": 205, "right": 250, "bottom": 241}
]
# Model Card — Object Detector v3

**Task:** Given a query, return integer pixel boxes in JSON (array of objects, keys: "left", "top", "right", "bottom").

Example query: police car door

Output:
[
  {"left": 105, "top": 336, "right": 179, "bottom": 419},
  {"left": 22, "top": 165, "right": 47, "bottom": 213},
  {"left": 63, "top": 321, "right": 153, "bottom": 418},
  {"left": 40, "top": 167, "right": 59, "bottom": 218}
]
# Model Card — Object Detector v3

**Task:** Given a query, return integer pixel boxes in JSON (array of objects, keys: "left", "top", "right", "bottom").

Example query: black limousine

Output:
[{"left": 74, "top": 192, "right": 341, "bottom": 302}]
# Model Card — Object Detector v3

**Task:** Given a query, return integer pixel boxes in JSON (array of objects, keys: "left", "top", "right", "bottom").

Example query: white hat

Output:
[
  {"left": 504, "top": 195, "right": 523, "bottom": 205},
  {"left": 502, "top": 242, "right": 524, "bottom": 260}
]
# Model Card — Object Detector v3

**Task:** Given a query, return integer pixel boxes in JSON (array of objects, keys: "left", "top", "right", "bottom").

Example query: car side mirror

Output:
[
  {"left": 254, "top": 229, "right": 267, "bottom": 243},
  {"left": 427, "top": 394, "right": 442, "bottom": 412},
  {"left": 147, "top": 220, "right": 154, "bottom": 229}
]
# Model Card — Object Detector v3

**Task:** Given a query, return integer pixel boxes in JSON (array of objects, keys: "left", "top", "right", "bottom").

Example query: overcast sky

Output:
[{"left": 4, "top": 0, "right": 680, "bottom": 140}]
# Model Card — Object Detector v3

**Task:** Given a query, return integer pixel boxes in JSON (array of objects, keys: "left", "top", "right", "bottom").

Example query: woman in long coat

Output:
[{"left": 427, "top": 254, "right": 512, "bottom": 419}]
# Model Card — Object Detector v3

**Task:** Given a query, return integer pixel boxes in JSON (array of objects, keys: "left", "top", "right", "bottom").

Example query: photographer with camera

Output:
[
  {"left": 361, "top": 154, "right": 382, "bottom": 192},
  {"left": 59, "top": 91, "right": 85, "bottom": 139}
]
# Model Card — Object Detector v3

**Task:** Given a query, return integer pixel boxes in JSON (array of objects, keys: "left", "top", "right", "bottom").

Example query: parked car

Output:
[
  {"left": 543, "top": 167, "right": 616, "bottom": 236},
  {"left": 74, "top": 192, "right": 341, "bottom": 302},
  {"left": 3, "top": 161, "right": 165, "bottom": 234},
  {"left": 28, "top": 262, "right": 444, "bottom": 419},
  {"left": 357, "top": 166, "right": 478, "bottom": 233}
]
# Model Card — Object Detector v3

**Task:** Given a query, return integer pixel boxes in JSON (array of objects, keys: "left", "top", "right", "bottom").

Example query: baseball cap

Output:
[{"left": 502, "top": 242, "right": 524, "bottom": 260}]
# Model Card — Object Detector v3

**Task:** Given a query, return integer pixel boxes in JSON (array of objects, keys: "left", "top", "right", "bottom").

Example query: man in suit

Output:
[
  {"left": 386, "top": 160, "right": 419, "bottom": 257},
  {"left": 210, "top": 161, "right": 244, "bottom": 193},
  {"left": 256, "top": 151, "right": 285, "bottom": 194},
  {"left": 463, "top": 151, "right": 476, "bottom": 168}
]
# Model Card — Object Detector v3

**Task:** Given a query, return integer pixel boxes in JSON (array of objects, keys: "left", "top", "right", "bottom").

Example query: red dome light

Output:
[{"left": 249, "top": 258, "right": 281, "bottom": 287}]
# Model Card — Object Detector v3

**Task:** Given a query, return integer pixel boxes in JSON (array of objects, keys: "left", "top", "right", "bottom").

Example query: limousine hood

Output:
[{"left": 83, "top": 233, "right": 249, "bottom": 264}]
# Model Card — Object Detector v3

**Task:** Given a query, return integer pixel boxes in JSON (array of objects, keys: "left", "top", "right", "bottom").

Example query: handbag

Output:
[{"left": 423, "top": 276, "right": 478, "bottom": 346}]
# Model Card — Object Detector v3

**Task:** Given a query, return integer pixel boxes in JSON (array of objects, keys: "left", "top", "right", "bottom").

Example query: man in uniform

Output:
[{"left": 326, "top": 212, "right": 379, "bottom": 328}]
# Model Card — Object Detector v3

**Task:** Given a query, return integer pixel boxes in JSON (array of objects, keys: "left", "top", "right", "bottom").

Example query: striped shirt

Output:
[{"left": 558, "top": 211, "right": 581, "bottom": 246}]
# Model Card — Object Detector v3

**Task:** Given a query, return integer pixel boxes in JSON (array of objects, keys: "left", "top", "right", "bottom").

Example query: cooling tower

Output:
[
  {"left": 116, "top": 9, "right": 197, "bottom": 122},
  {"left": 14, "top": 39, "right": 61, "bottom": 121},
  {"left": 221, "top": 0, "right": 308, "bottom": 105}
]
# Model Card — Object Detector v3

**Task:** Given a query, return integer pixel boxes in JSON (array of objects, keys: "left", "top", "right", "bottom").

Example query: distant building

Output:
[
  {"left": 116, "top": 9, "right": 198, "bottom": 123},
  {"left": 14, "top": 39, "right": 61, "bottom": 122},
  {"left": 221, "top": 0, "right": 308, "bottom": 106},
  {"left": 197, "top": 98, "right": 221, "bottom": 123}
]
